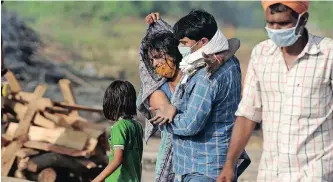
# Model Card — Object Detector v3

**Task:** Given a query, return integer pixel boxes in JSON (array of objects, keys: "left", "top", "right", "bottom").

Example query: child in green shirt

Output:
[{"left": 92, "top": 80, "right": 143, "bottom": 182}]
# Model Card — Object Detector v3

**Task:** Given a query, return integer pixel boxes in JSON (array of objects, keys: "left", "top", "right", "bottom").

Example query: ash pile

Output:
[{"left": 1, "top": 9, "right": 115, "bottom": 114}]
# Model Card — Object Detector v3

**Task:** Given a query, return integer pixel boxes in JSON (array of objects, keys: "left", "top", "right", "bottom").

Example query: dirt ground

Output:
[{"left": 141, "top": 131, "right": 263, "bottom": 182}]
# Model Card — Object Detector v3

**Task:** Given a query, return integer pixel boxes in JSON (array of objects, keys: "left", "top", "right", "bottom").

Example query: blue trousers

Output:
[{"left": 174, "top": 173, "right": 215, "bottom": 182}]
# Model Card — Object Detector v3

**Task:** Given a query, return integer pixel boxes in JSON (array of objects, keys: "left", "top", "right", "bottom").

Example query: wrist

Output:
[{"left": 225, "top": 158, "right": 236, "bottom": 167}]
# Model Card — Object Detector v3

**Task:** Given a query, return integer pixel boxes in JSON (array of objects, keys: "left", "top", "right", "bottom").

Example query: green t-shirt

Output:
[{"left": 106, "top": 119, "right": 143, "bottom": 182}]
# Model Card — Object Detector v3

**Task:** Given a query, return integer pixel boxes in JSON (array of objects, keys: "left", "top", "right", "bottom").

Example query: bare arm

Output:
[
  {"left": 149, "top": 90, "right": 170, "bottom": 115},
  {"left": 149, "top": 90, "right": 176, "bottom": 124},
  {"left": 226, "top": 116, "right": 256, "bottom": 165},
  {"left": 92, "top": 149, "right": 123, "bottom": 182},
  {"left": 217, "top": 116, "right": 256, "bottom": 182}
]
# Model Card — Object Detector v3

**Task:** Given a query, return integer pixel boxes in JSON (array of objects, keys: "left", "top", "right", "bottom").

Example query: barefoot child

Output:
[{"left": 93, "top": 80, "right": 143, "bottom": 182}]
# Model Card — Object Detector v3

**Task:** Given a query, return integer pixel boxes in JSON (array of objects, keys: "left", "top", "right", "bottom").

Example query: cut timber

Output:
[
  {"left": 85, "top": 138, "right": 98, "bottom": 153},
  {"left": 14, "top": 92, "right": 53, "bottom": 111},
  {"left": 34, "top": 112, "right": 56, "bottom": 129},
  {"left": 56, "top": 113, "right": 88, "bottom": 125},
  {"left": 72, "top": 120, "right": 105, "bottom": 138},
  {"left": 16, "top": 148, "right": 39, "bottom": 159},
  {"left": 17, "top": 157, "right": 29, "bottom": 170},
  {"left": 2, "top": 85, "right": 47, "bottom": 176},
  {"left": 43, "top": 112, "right": 72, "bottom": 128},
  {"left": 24, "top": 141, "right": 91, "bottom": 157},
  {"left": 27, "top": 152, "right": 88, "bottom": 173},
  {"left": 13, "top": 103, "right": 27, "bottom": 120},
  {"left": 2, "top": 134, "right": 11, "bottom": 147},
  {"left": 45, "top": 106, "right": 70, "bottom": 115},
  {"left": 54, "top": 102, "right": 103, "bottom": 113},
  {"left": 1, "top": 141, "right": 23, "bottom": 176},
  {"left": 5, "top": 70, "right": 21, "bottom": 93},
  {"left": 1, "top": 177, "right": 33, "bottom": 182},
  {"left": 7, "top": 123, "right": 88, "bottom": 150},
  {"left": 59, "top": 79, "right": 79, "bottom": 116},
  {"left": 38, "top": 168, "right": 57, "bottom": 182},
  {"left": 12, "top": 85, "right": 48, "bottom": 140},
  {"left": 14, "top": 170, "right": 26, "bottom": 179}
]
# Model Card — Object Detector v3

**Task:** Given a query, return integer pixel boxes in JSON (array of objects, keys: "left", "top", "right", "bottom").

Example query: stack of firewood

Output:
[{"left": 1, "top": 71, "right": 108, "bottom": 182}]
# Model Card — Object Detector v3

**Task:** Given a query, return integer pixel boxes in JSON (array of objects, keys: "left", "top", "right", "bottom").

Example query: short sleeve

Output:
[
  {"left": 235, "top": 48, "right": 263, "bottom": 123},
  {"left": 110, "top": 122, "right": 127, "bottom": 150}
]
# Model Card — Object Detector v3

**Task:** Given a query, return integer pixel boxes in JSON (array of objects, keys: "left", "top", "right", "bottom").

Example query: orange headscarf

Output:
[{"left": 261, "top": 1, "right": 310, "bottom": 14}]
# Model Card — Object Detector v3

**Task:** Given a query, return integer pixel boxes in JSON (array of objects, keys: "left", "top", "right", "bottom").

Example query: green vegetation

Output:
[{"left": 3, "top": 1, "right": 333, "bottom": 89}]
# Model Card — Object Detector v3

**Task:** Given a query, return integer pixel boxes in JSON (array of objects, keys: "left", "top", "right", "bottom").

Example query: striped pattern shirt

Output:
[{"left": 235, "top": 32, "right": 333, "bottom": 182}]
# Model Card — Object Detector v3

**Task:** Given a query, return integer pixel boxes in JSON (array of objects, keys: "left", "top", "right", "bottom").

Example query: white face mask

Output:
[
  {"left": 265, "top": 15, "right": 303, "bottom": 47},
  {"left": 178, "top": 41, "right": 200, "bottom": 58}
]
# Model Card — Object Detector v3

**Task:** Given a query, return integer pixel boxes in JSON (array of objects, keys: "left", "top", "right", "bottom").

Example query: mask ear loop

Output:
[
  {"left": 190, "top": 40, "right": 200, "bottom": 49},
  {"left": 295, "top": 12, "right": 306, "bottom": 36}
]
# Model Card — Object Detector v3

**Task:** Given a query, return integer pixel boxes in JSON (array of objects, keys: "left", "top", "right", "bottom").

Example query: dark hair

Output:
[
  {"left": 141, "top": 31, "right": 182, "bottom": 79},
  {"left": 103, "top": 80, "right": 137, "bottom": 121},
  {"left": 269, "top": 3, "right": 299, "bottom": 19},
  {"left": 173, "top": 9, "right": 218, "bottom": 41}
]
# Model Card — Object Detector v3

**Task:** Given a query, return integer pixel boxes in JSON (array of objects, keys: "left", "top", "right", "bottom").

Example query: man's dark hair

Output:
[
  {"left": 173, "top": 9, "right": 218, "bottom": 41},
  {"left": 103, "top": 80, "right": 137, "bottom": 121},
  {"left": 141, "top": 31, "right": 182, "bottom": 79},
  {"left": 269, "top": 3, "right": 299, "bottom": 19}
]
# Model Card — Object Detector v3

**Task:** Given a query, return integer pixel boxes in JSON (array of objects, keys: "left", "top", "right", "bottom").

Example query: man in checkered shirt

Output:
[
  {"left": 150, "top": 10, "right": 250, "bottom": 182},
  {"left": 218, "top": 1, "right": 333, "bottom": 182}
]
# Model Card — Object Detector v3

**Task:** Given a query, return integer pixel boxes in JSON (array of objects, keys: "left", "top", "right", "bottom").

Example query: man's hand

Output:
[
  {"left": 145, "top": 12, "right": 160, "bottom": 25},
  {"left": 204, "top": 38, "right": 240, "bottom": 78},
  {"left": 149, "top": 104, "right": 176, "bottom": 125},
  {"left": 203, "top": 52, "right": 224, "bottom": 78},
  {"left": 216, "top": 161, "right": 235, "bottom": 182}
]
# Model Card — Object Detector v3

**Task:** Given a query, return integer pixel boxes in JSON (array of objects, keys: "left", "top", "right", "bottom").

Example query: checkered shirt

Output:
[
  {"left": 160, "top": 57, "right": 245, "bottom": 180},
  {"left": 235, "top": 32, "right": 333, "bottom": 182}
]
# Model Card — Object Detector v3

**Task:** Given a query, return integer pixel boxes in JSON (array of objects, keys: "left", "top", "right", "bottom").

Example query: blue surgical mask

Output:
[
  {"left": 178, "top": 41, "right": 200, "bottom": 58},
  {"left": 265, "top": 15, "right": 302, "bottom": 47},
  {"left": 178, "top": 46, "right": 191, "bottom": 58}
]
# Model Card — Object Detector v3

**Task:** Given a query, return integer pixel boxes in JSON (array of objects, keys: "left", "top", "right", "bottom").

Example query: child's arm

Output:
[
  {"left": 149, "top": 90, "right": 176, "bottom": 125},
  {"left": 92, "top": 149, "right": 124, "bottom": 182}
]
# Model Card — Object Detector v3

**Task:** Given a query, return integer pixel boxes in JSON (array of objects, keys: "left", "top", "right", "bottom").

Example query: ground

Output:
[{"left": 141, "top": 131, "right": 263, "bottom": 182}]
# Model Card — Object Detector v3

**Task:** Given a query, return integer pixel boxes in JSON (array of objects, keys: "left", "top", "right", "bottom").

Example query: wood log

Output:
[
  {"left": 38, "top": 168, "right": 57, "bottom": 182},
  {"left": 1, "top": 134, "right": 11, "bottom": 147},
  {"left": 54, "top": 102, "right": 103, "bottom": 113},
  {"left": 45, "top": 106, "right": 70, "bottom": 115},
  {"left": 23, "top": 141, "right": 91, "bottom": 157},
  {"left": 1, "top": 85, "right": 47, "bottom": 176},
  {"left": 11, "top": 91, "right": 53, "bottom": 111},
  {"left": 14, "top": 170, "right": 26, "bottom": 179},
  {"left": 34, "top": 112, "right": 57, "bottom": 129},
  {"left": 55, "top": 113, "right": 88, "bottom": 125},
  {"left": 1, "top": 140, "right": 23, "bottom": 176},
  {"left": 43, "top": 112, "right": 72, "bottom": 128},
  {"left": 85, "top": 138, "right": 98, "bottom": 153},
  {"left": 17, "top": 157, "right": 29, "bottom": 170},
  {"left": 59, "top": 79, "right": 79, "bottom": 116},
  {"left": 5, "top": 70, "right": 21, "bottom": 93},
  {"left": 13, "top": 103, "right": 27, "bottom": 120},
  {"left": 7, "top": 123, "right": 88, "bottom": 150},
  {"left": 15, "top": 148, "right": 39, "bottom": 159},
  {"left": 72, "top": 120, "right": 105, "bottom": 139},
  {"left": 12, "top": 85, "right": 48, "bottom": 140},
  {"left": 27, "top": 152, "right": 88, "bottom": 174}
]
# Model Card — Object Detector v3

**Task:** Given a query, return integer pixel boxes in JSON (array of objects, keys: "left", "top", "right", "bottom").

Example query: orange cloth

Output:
[{"left": 261, "top": 1, "right": 310, "bottom": 14}]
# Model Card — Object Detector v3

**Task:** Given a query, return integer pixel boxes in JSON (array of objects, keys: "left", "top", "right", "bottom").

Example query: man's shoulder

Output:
[
  {"left": 251, "top": 39, "right": 276, "bottom": 56},
  {"left": 210, "top": 56, "right": 241, "bottom": 79},
  {"left": 316, "top": 35, "right": 333, "bottom": 51}
]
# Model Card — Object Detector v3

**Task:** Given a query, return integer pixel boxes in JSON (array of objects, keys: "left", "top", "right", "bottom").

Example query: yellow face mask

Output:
[{"left": 155, "top": 59, "right": 176, "bottom": 79}]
